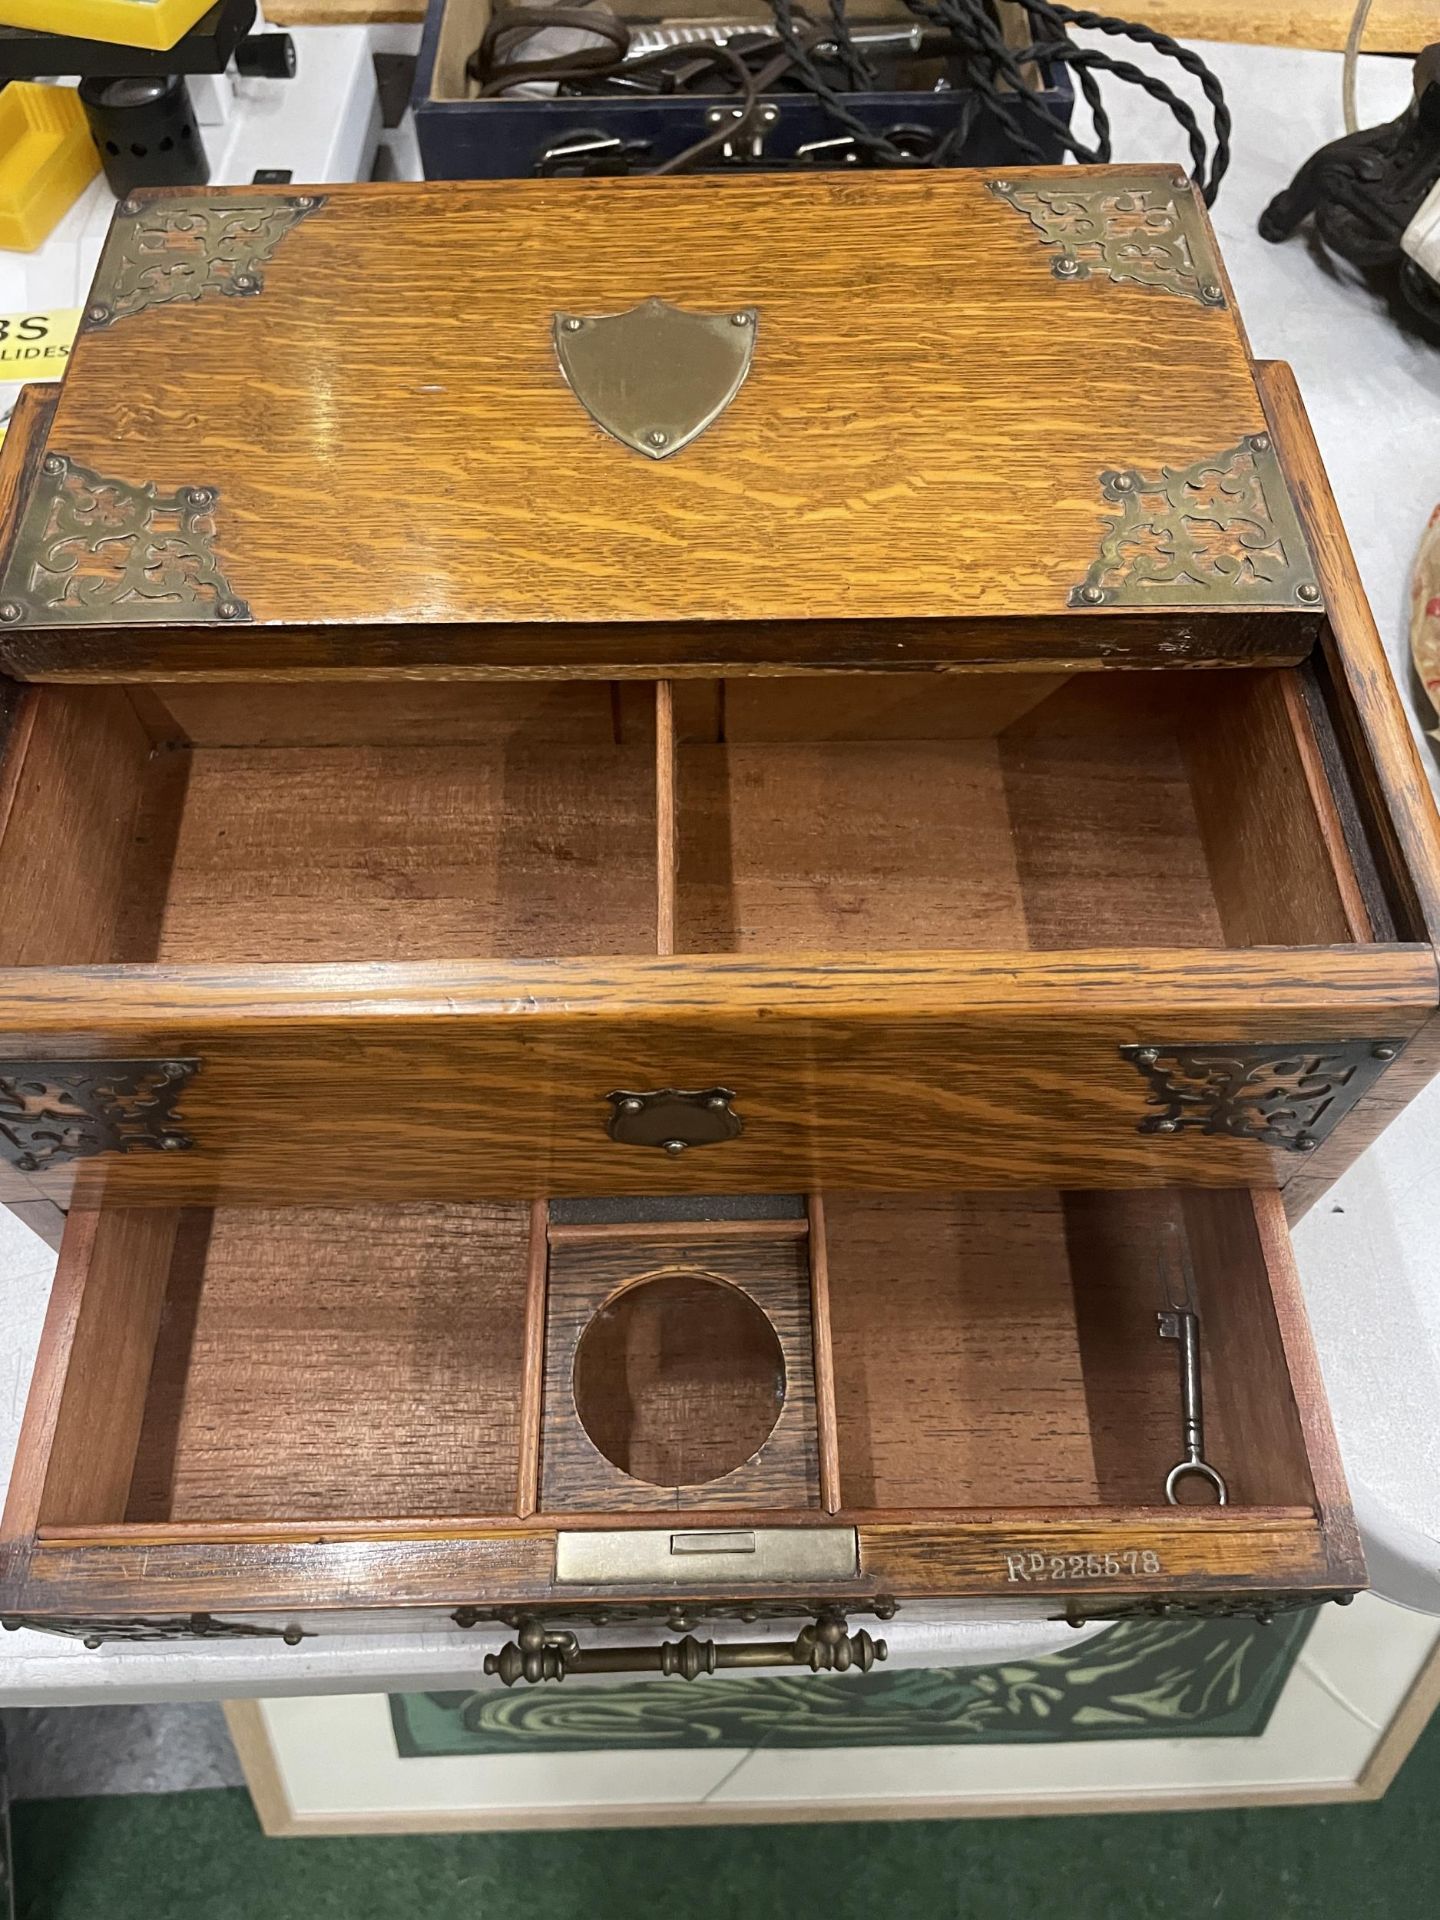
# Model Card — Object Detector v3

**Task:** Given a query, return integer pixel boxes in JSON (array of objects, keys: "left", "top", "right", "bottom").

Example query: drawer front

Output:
[
  {"left": 0, "top": 1185, "right": 1363, "bottom": 1640},
  {"left": 0, "top": 951, "right": 1427, "bottom": 1206}
]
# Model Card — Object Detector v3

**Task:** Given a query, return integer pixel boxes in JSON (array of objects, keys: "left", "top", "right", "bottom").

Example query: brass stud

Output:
[
  {"left": 705, "top": 1094, "right": 730, "bottom": 1110},
  {"left": 1295, "top": 1132, "right": 1318, "bottom": 1151},
  {"left": 282, "top": 1625, "right": 304, "bottom": 1646},
  {"left": 730, "top": 311, "right": 753, "bottom": 326},
  {"left": 619, "top": 1097, "right": 643, "bottom": 1114},
  {"left": 1248, "top": 433, "right": 1271, "bottom": 453},
  {"left": 84, "top": 1635, "right": 103, "bottom": 1650},
  {"left": 1111, "top": 473, "right": 1134, "bottom": 492},
  {"left": 1373, "top": 1044, "right": 1397, "bottom": 1061},
  {"left": 1155, "top": 1117, "right": 1179, "bottom": 1133},
  {"left": 293, "top": 194, "right": 319, "bottom": 211},
  {"left": 184, "top": 486, "right": 215, "bottom": 509},
  {"left": 1134, "top": 1047, "right": 1159, "bottom": 1066},
  {"left": 216, "top": 600, "right": 246, "bottom": 621},
  {"left": 662, "top": 1138, "right": 687, "bottom": 1155},
  {"left": 118, "top": 196, "right": 141, "bottom": 217},
  {"left": 562, "top": 316, "right": 583, "bottom": 332},
  {"left": 0, "top": 602, "right": 22, "bottom": 624},
  {"left": 1079, "top": 585, "right": 1105, "bottom": 606},
  {"left": 42, "top": 454, "right": 65, "bottom": 477},
  {"left": 647, "top": 430, "right": 669, "bottom": 449},
  {"left": 1201, "top": 282, "right": 1224, "bottom": 303},
  {"left": 158, "top": 1133, "right": 186, "bottom": 1152},
  {"left": 87, "top": 303, "right": 111, "bottom": 325},
  {"left": 1297, "top": 582, "right": 1321, "bottom": 604},
  {"left": 1053, "top": 257, "right": 1081, "bottom": 279},
  {"left": 993, "top": 177, "right": 1012, "bottom": 192},
  {"left": 231, "top": 273, "right": 258, "bottom": 294}
]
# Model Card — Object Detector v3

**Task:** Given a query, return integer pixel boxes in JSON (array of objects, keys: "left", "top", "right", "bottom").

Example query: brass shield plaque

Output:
[{"left": 553, "top": 298, "right": 757, "bottom": 459}]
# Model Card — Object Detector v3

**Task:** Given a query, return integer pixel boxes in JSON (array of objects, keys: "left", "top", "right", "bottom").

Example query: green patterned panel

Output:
[{"left": 390, "top": 1612, "right": 1314, "bottom": 1758}]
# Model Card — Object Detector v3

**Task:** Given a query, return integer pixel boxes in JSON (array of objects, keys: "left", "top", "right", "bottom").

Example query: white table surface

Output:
[{"left": 2, "top": 34, "right": 1439, "bottom": 1703}]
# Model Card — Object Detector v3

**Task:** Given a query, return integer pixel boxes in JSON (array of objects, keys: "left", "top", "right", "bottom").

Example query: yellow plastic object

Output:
[
  {"left": 0, "top": 85, "right": 100, "bottom": 254},
  {"left": 0, "top": 0, "right": 214, "bottom": 53}
]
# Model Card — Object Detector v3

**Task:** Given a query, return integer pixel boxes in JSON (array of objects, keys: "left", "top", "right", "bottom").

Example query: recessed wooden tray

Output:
[{"left": 0, "top": 1183, "right": 1362, "bottom": 1629}]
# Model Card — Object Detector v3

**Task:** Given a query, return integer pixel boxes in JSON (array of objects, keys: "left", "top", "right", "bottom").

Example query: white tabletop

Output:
[{"left": 1, "top": 33, "right": 1438, "bottom": 1701}]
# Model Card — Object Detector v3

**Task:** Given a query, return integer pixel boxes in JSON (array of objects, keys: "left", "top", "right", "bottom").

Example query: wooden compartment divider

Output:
[{"left": 655, "top": 679, "right": 676, "bottom": 957}]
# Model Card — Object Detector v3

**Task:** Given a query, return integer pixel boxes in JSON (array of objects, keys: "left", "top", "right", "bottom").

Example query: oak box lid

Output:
[{"left": 0, "top": 168, "right": 1322, "bottom": 676}]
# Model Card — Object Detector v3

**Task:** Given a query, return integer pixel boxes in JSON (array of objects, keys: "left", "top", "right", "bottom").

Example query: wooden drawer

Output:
[
  {"left": 0, "top": 1183, "right": 1361, "bottom": 1659},
  {"left": 0, "top": 642, "right": 1433, "bottom": 1212}
]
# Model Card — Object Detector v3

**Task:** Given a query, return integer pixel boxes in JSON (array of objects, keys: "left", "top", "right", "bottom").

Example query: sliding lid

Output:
[{"left": 0, "top": 167, "right": 1322, "bottom": 674}]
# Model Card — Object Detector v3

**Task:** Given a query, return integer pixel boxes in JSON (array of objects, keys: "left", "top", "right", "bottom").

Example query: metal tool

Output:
[{"left": 1157, "top": 1252, "right": 1227, "bottom": 1506}]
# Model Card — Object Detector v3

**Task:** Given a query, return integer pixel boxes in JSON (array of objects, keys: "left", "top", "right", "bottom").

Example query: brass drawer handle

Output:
[
  {"left": 605, "top": 1087, "right": 742, "bottom": 1154},
  {"left": 483, "top": 1608, "right": 886, "bottom": 1686}
]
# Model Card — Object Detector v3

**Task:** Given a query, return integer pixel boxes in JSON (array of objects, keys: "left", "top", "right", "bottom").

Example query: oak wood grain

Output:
[
  {"left": 0, "top": 948, "right": 1428, "bottom": 1207},
  {"left": 1260, "top": 361, "right": 1440, "bottom": 1211},
  {"left": 13, "top": 170, "right": 1309, "bottom": 676}
]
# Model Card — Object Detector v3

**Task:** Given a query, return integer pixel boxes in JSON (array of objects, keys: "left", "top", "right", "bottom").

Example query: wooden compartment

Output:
[
  {"left": 674, "top": 673, "right": 1377, "bottom": 953},
  {"left": 0, "top": 1186, "right": 1360, "bottom": 1626},
  {"left": 0, "top": 682, "right": 658, "bottom": 967}
]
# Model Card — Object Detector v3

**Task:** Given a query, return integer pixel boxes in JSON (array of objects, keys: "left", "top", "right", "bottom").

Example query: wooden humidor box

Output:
[{"left": 0, "top": 168, "right": 1437, "bottom": 1656}]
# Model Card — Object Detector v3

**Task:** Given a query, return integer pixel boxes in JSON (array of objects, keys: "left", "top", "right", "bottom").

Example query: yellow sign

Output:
[{"left": 0, "top": 307, "right": 81, "bottom": 380}]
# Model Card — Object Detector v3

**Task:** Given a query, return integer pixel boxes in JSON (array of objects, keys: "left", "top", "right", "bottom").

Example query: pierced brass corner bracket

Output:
[
  {"left": 1121, "top": 1040, "right": 1403, "bottom": 1151},
  {"left": 1072, "top": 435, "right": 1322, "bottom": 610},
  {"left": 81, "top": 191, "right": 324, "bottom": 329},
  {"left": 0, "top": 455, "right": 248, "bottom": 628},
  {"left": 0, "top": 1059, "right": 200, "bottom": 1172},
  {"left": 988, "top": 171, "right": 1226, "bottom": 308}
]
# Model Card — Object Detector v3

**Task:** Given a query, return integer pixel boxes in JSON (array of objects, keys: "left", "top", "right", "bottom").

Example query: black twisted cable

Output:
[
  {"left": 1032, "top": 0, "right": 1230, "bottom": 199},
  {"left": 824, "top": 0, "right": 876, "bottom": 89},
  {"left": 906, "top": 0, "right": 1103, "bottom": 169},
  {"left": 767, "top": 0, "right": 928, "bottom": 163},
  {"left": 1025, "top": 38, "right": 1211, "bottom": 186}
]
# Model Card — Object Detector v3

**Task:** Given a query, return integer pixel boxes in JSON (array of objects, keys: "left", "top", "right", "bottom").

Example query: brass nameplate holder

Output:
[
  {"left": 556, "top": 1526, "right": 859, "bottom": 1585},
  {"left": 554, "top": 297, "right": 757, "bottom": 458}
]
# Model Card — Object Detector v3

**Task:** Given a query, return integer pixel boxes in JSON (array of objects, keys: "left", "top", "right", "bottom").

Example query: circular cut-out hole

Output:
[{"left": 573, "top": 1271, "right": 785, "bottom": 1488}]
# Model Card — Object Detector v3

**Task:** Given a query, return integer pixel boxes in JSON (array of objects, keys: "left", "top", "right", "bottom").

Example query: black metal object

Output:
[
  {"left": 1260, "top": 43, "right": 1440, "bottom": 334},
  {"left": 79, "top": 75, "right": 210, "bottom": 195},
  {"left": 0, "top": 0, "right": 256, "bottom": 79},
  {"left": 1061, "top": 1592, "right": 1355, "bottom": 1627},
  {"left": 0, "top": 1613, "right": 306, "bottom": 1645},
  {"left": 1120, "top": 1039, "right": 1405, "bottom": 1153},
  {"left": 0, "top": 1059, "right": 199, "bottom": 1174}
]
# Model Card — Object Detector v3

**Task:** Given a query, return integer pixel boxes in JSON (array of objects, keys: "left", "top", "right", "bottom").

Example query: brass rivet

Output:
[
  {"left": 282, "top": 1625, "right": 303, "bottom": 1646},
  {"left": 158, "top": 1133, "right": 186, "bottom": 1152},
  {"left": 1111, "top": 473, "right": 1134, "bottom": 491},
  {"left": 293, "top": 194, "right": 319, "bottom": 210},
  {"left": 217, "top": 600, "right": 245, "bottom": 621},
  {"left": 1202, "top": 283, "right": 1224, "bottom": 303},
  {"left": 119, "top": 196, "right": 141, "bottom": 217},
  {"left": 1297, "top": 582, "right": 1320, "bottom": 604},
  {"left": 1373, "top": 1044, "right": 1397, "bottom": 1061},
  {"left": 647, "top": 430, "right": 669, "bottom": 449},
  {"left": 705, "top": 1094, "right": 729, "bottom": 1110},
  {"left": 1249, "top": 433, "right": 1271, "bottom": 453},
  {"left": 1173, "top": 174, "right": 1190, "bottom": 190},
  {"left": 1053, "top": 257, "right": 1081, "bottom": 278},
  {"left": 1134, "top": 1047, "right": 1159, "bottom": 1066},
  {"left": 231, "top": 274, "right": 258, "bottom": 293},
  {"left": 1155, "top": 1117, "right": 1178, "bottom": 1133},
  {"left": 562, "top": 317, "right": 583, "bottom": 332},
  {"left": 0, "top": 602, "right": 22, "bottom": 624},
  {"left": 1295, "top": 1132, "right": 1318, "bottom": 1151},
  {"left": 42, "top": 454, "right": 65, "bottom": 477},
  {"left": 619, "top": 1097, "right": 643, "bottom": 1114},
  {"left": 1079, "top": 585, "right": 1105, "bottom": 605},
  {"left": 84, "top": 1635, "right": 103, "bottom": 1650},
  {"left": 662, "top": 1137, "right": 687, "bottom": 1155},
  {"left": 993, "top": 177, "right": 1012, "bottom": 192},
  {"left": 730, "top": 311, "right": 752, "bottom": 326},
  {"left": 87, "top": 303, "right": 111, "bottom": 325},
  {"left": 185, "top": 487, "right": 215, "bottom": 509}
]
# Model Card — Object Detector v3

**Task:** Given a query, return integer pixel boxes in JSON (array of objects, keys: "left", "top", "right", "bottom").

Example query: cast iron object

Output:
[{"left": 1259, "top": 43, "right": 1440, "bottom": 334}]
